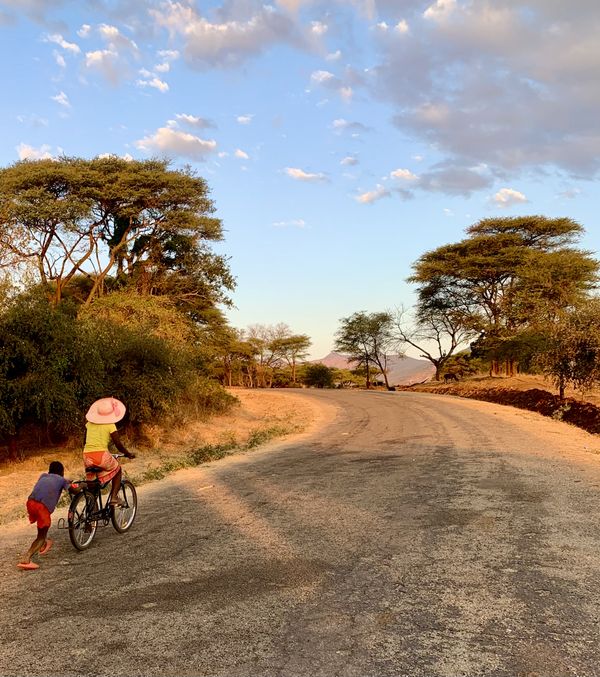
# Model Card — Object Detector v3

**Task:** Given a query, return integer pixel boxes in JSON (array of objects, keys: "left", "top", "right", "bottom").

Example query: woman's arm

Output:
[{"left": 110, "top": 430, "right": 136, "bottom": 459}]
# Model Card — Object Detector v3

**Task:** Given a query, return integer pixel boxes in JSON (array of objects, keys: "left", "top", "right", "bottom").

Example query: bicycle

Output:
[{"left": 61, "top": 453, "right": 138, "bottom": 551}]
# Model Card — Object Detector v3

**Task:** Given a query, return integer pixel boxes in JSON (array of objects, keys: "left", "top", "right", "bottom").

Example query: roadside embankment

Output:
[
  {"left": 0, "top": 389, "right": 330, "bottom": 526},
  {"left": 399, "top": 376, "right": 600, "bottom": 436}
]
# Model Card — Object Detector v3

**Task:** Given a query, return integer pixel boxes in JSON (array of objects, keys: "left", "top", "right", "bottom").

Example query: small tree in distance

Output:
[
  {"left": 303, "top": 363, "right": 334, "bottom": 389},
  {"left": 334, "top": 311, "right": 398, "bottom": 389}
]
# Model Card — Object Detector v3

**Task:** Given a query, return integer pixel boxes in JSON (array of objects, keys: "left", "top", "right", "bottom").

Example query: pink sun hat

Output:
[{"left": 86, "top": 397, "right": 126, "bottom": 424}]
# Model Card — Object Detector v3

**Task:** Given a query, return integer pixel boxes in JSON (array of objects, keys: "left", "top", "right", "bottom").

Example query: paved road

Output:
[{"left": 2, "top": 389, "right": 600, "bottom": 676}]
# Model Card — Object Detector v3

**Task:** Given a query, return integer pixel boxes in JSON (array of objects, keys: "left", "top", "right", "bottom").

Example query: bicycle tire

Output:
[
  {"left": 68, "top": 490, "right": 98, "bottom": 551},
  {"left": 111, "top": 479, "right": 137, "bottom": 533}
]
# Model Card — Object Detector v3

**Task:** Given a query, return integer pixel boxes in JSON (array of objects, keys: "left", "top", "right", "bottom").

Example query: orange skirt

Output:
[{"left": 83, "top": 451, "right": 120, "bottom": 484}]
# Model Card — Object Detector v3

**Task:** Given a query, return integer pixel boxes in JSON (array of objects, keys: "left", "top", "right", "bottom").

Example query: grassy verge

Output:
[{"left": 129, "top": 423, "right": 300, "bottom": 486}]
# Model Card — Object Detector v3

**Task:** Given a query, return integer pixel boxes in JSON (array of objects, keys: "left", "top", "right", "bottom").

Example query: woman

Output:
[{"left": 83, "top": 397, "right": 135, "bottom": 506}]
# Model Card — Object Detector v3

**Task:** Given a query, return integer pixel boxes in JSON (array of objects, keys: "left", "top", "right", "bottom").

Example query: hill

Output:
[{"left": 314, "top": 352, "right": 435, "bottom": 386}]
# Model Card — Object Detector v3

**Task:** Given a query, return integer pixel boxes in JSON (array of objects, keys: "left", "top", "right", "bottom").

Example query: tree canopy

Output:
[{"left": 0, "top": 156, "right": 234, "bottom": 316}]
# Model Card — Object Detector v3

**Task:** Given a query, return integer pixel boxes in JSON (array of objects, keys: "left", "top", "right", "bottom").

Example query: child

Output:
[
  {"left": 17, "top": 461, "right": 78, "bottom": 571},
  {"left": 83, "top": 397, "right": 135, "bottom": 507}
]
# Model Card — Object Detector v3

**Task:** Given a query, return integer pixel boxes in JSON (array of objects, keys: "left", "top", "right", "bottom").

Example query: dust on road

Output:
[{"left": 2, "top": 390, "right": 600, "bottom": 677}]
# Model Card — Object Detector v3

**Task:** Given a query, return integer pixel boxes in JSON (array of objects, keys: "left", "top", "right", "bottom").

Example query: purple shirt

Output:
[{"left": 29, "top": 473, "right": 71, "bottom": 513}]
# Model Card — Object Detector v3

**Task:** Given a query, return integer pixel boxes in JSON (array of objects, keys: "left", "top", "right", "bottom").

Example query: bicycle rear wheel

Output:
[
  {"left": 111, "top": 479, "right": 137, "bottom": 533},
  {"left": 68, "top": 491, "right": 98, "bottom": 551}
]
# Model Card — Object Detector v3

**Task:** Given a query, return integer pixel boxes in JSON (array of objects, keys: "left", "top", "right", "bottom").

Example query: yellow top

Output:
[{"left": 83, "top": 422, "right": 117, "bottom": 452}]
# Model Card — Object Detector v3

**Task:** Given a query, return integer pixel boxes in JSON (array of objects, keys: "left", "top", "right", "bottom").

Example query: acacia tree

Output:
[
  {"left": 408, "top": 216, "right": 598, "bottom": 376},
  {"left": 335, "top": 311, "right": 397, "bottom": 389},
  {"left": 272, "top": 334, "right": 311, "bottom": 384},
  {"left": 0, "top": 157, "right": 232, "bottom": 311},
  {"left": 538, "top": 299, "right": 600, "bottom": 399}
]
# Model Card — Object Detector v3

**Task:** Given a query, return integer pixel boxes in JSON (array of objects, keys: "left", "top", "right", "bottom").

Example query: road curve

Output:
[{"left": 2, "top": 389, "right": 600, "bottom": 676}]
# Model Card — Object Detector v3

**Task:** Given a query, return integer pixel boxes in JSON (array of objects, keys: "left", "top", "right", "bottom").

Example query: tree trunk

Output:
[{"left": 559, "top": 376, "right": 565, "bottom": 400}]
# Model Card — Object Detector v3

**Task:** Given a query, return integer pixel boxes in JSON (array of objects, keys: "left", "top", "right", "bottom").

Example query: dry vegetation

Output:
[{"left": 0, "top": 389, "right": 321, "bottom": 526}]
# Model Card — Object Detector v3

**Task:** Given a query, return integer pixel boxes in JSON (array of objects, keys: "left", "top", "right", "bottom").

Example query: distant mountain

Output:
[{"left": 313, "top": 352, "right": 435, "bottom": 386}]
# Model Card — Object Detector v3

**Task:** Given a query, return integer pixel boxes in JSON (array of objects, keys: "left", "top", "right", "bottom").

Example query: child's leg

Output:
[
  {"left": 20, "top": 526, "right": 49, "bottom": 564},
  {"left": 109, "top": 466, "right": 123, "bottom": 504}
]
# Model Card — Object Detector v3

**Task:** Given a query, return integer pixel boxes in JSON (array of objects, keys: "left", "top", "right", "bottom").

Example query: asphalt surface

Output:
[{"left": 2, "top": 389, "right": 600, "bottom": 676}]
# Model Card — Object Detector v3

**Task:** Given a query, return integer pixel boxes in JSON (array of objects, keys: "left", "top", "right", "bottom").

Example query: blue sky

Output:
[{"left": 1, "top": 0, "right": 599, "bottom": 358}]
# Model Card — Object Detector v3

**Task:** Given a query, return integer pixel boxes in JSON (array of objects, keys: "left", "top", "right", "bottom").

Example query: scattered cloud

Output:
[
  {"left": 77, "top": 24, "right": 91, "bottom": 39},
  {"left": 45, "top": 33, "right": 80, "bottom": 54},
  {"left": 311, "top": 70, "right": 354, "bottom": 101},
  {"left": 51, "top": 90, "right": 70, "bottom": 108},
  {"left": 332, "top": 118, "right": 370, "bottom": 133},
  {"left": 311, "top": 21, "right": 327, "bottom": 35},
  {"left": 284, "top": 167, "right": 327, "bottom": 182},
  {"left": 395, "top": 19, "right": 409, "bottom": 34},
  {"left": 235, "top": 149, "right": 249, "bottom": 160},
  {"left": 175, "top": 113, "right": 215, "bottom": 128},
  {"left": 558, "top": 187, "right": 581, "bottom": 199},
  {"left": 341, "top": 155, "right": 358, "bottom": 166},
  {"left": 85, "top": 49, "right": 121, "bottom": 84},
  {"left": 237, "top": 114, "right": 253, "bottom": 125},
  {"left": 491, "top": 187, "right": 528, "bottom": 208},
  {"left": 356, "top": 185, "right": 390, "bottom": 204},
  {"left": 326, "top": 50, "right": 342, "bottom": 61},
  {"left": 135, "top": 126, "right": 217, "bottom": 160},
  {"left": 390, "top": 168, "right": 418, "bottom": 181},
  {"left": 150, "top": 3, "right": 303, "bottom": 70},
  {"left": 16, "top": 142, "right": 54, "bottom": 160},
  {"left": 136, "top": 76, "right": 169, "bottom": 93},
  {"left": 17, "top": 113, "right": 48, "bottom": 127},
  {"left": 155, "top": 61, "right": 170, "bottom": 73},
  {"left": 273, "top": 218, "right": 306, "bottom": 228},
  {"left": 54, "top": 50, "right": 66, "bottom": 68}
]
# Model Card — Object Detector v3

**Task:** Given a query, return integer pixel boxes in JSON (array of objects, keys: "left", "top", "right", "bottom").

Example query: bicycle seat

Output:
[{"left": 86, "top": 465, "right": 104, "bottom": 473}]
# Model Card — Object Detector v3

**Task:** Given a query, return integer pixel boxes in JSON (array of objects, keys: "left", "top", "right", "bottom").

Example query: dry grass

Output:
[{"left": 0, "top": 389, "right": 320, "bottom": 526}]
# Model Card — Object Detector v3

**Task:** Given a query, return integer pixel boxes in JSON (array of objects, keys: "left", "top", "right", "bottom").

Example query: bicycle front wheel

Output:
[
  {"left": 68, "top": 491, "right": 98, "bottom": 551},
  {"left": 111, "top": 479, "right": 137, "bottom": 533}
]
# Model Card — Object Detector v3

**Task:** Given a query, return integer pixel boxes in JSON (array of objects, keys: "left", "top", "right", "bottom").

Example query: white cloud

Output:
[
  {"left": 376, "top": 21, "right": 389, "bottom": 31},
  {"left": 51, "top": 91, "right": 70, "bottom": 108},
  {"left": 77, "top": 24, "right": 91, "bottom": 39},
  {"left": 237, "top": 114, "right": 253, "bottom": 124},
  {"left": 54, "top": 51, "right": 66, "bottom": 68},
  {"left": 135, "top": 126, "right": 217, "bottom": 160},
  {"left": 85, "top": 49, "right": 121, "bottom": 84},
  {"left": 284, "top": 167, "right": 327, "bottom": 182},
  {"left": 136, "top": 77, "right": 169, "bottom": 93},
  {"left": 45, "top": 33, "right": 80, "bottom": 54},
  {"left": 395, "top": 20, "right": 409, "bottom": 34},
  {"left": 391, "top": 168, "right": 418, "bottom": 181},
  {"left": 97, "top": 152, "right": 134, "bottom": 161},
  {"left": 175, "top": 113, "right": 215, "bottom": 128},
  {"left": 491, "top": 187, "right": 528, "bottom": 208},
  {"left": 98, "top": 23, "right": 138, "bottom": 53},
  {"left": 311, "top": 21, "right": 328, "bottom": 35},
  {"left": 341, "top": 155, "right": 358, "bottom": 166},
  {"left": 155, "top": 62, "right": 170, "bottom": 73},
  {"left": 423, "top": 0, "right": 457, "bottom": 22},
  {"left": 332, "top": 118, "right": 369, "bottom": 133},
  {"left": 356, "top": 185, "right": 390, "bottom": 204},
  {"left": 16, "top": 142, "right": 53, "bottom": 160},
  {"left": 157, "top": 49, "right": 180, "bottom": 61},
  {"left": 150, "top": 3, "right": 301, "bottom": 69},
  {"left": 326, "top": 50, "right": 342, "bottom": 61},
  {"left": 273, "top": 218, "right": 306, "bottom": 228},
  {"left": 235, "top": 149, "right": 249, "bottom": 160},
  {"left": 311, "top": 70, "right": 335, "bottom": 85}
]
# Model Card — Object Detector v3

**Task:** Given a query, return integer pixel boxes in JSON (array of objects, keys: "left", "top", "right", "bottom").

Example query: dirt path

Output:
[{"left": 2, "top": 390, "right": 600, "bottom": 676}]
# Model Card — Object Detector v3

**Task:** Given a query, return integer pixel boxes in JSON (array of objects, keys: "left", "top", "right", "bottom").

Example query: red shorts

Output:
[
  {"left": 26, "top": 499, "right": 52, "bottom": 529},
  {"left": 83, "top": 450, "right": 120, "bottom": 484}
]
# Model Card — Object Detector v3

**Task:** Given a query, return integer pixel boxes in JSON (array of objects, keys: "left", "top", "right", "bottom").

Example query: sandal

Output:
[
  {"left": 39, "top": 539, "right": 53, "bottom": 556},
  {"left": 17, "top": 562, "right": 39, "bottom": 570}
]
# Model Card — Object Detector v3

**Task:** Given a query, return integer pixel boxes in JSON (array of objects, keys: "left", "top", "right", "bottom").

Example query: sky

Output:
[{"left": 1, "top": 0, "right": 599, "bottom": 358}]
